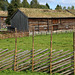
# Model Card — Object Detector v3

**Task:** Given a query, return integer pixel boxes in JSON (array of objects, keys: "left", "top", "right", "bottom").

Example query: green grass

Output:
[
  {"left": 0, "top": 70, "right": 61, "bottom": 75},
  {"left": 0, "top": 32, "right": 73, "bottom": 75},
  {"left": 0, "top": 70, "right": 50, "bottom": 75},
  {"left": 0, "top": 32, "right": 73, "bottom": 51}
]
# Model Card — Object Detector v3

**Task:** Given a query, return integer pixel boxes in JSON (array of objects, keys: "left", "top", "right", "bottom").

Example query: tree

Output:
[
  {"left": 6, "top": 4, "right": 15, "bottom": 24},
  {"left": 22, "top": 0, "right": 30, "bottom": 8},
  {"left": 55, "top": 4, "right": 62, "bottom": 10},
  {"left": 30, "top": 0, "right": 39, "bottom": 8},
  {"left": 39, "top": 5, "right": 49, "bottom": 9},
  {"left": 11, "top": 0, "right": 15, "bottom": 5},
  {"left": 63, "top": 6, "right": 66, "bottom": 10},
  {"left": 71, "top": 6, "right": 74, "bottom": 9},
  {"left": 67, "top": 6, "right": 71, "bottom": 10},
  {"left": 46, "top": 3, "right": 50, "bottom": 9},
  {"left": 0, "top": 0, "right": 9, "bottom": 11}
]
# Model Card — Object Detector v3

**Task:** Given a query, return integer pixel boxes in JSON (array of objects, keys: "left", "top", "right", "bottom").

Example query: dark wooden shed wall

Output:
[
  {"left": 28, "top": 18, "right": 75, "bottom": 31},
  {"left": 10, "top": 10, "right": 28, "bottom": 31}
]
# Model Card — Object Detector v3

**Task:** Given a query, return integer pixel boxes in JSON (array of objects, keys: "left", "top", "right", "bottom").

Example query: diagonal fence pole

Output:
[
  {"left": 73, "top": 26, "right": 75, "bottom": 75},
  {"left": 14, "top": 28, "right": 17, "bottom": 71},
  {"left": 32, "top": 27, "right": 34, "bottom": 72},
  {"left": 50, "top": 25, "right": 52, "bottom": 74}
]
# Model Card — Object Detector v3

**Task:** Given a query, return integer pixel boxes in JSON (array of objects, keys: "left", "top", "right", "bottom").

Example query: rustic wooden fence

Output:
[
  {"left": 0, "top": 31, "right": 29, "bottom": 39},
  {"left": 0, "top": 48, "right": 74, "bottom": 75}
]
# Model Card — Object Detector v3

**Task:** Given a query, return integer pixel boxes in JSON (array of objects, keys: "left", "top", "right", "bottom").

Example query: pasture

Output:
[
  {"left": 0, "top": 32, "right": 73, "bottom": 51},
  {"left": 0, "top": 32, "right": 74, "bottom": 75}
]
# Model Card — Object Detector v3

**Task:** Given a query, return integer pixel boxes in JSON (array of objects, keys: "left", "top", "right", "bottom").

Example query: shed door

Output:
[
  {"left": 53, "top": 25, "right": 58, "bottom": 30},
  {"left": 52, "top": 19, "right": 58, "bottom": 24}
]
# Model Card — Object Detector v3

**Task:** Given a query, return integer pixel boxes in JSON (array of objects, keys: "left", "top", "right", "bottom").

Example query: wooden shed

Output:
[{"left": 10, "top": 8, "right": 75, "bottom": 32}]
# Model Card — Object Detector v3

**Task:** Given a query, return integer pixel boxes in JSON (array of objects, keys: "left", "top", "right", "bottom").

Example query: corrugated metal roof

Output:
[{"left": 19, "top": 8, "right": 75, "bottom": 18}]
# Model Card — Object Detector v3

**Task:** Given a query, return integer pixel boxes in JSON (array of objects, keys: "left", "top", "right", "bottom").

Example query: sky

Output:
[{"left": 8, "top": 0, "right": 75, "bottom": 10}]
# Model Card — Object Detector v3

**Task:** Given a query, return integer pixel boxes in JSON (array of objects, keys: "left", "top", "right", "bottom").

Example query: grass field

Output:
[
  {"left": 0, "top": 32, "right": 73, "bottom": 51},
  {"left": 0, "top": 70, "right": 50, "bottom": 75},
  {"left": 0, "top": 32, "right": 73, "bottom": 75}
]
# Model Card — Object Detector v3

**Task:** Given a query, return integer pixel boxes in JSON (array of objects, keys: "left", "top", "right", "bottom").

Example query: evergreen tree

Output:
[
  {"left": 63, "top": 6, "right": 66, "bottom": 10},
  {"left": 11, "top": 0, "right": 15, "bottom": 5},
  {"left": 55, "top": 4, "right": 62, "bottom": 10},
  {"left": 67, "top": 6, "right": 70, "bottom": 10},
  {"left": 71, "top": 6, "right": 74, "bottom": 9},
  {"left": 6, "top": 4, "right": 14, "bottom": 24},
  {"left": 22, "top": 0, "right": 30, "bottom": 8},
  {"left": 30, "top": 0, "right": 39, "bottom": 8},
  {"left": 0, "top": 0, "right": 9, "bottom": 11},
  {"left": 46, "top": 3, "right": 50, "bottom": 9}
]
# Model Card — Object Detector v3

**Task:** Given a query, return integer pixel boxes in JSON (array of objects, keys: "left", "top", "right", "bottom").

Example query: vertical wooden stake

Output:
[
  {"left": 73, "top": 26, "right": 75, "bottom": 75},
  {"left": 32, "top": 27, "right": 34, "bottom": 72},
  {"left": 14, "top": 28, "right": 17, "bottom": 71},
  {"left": 50, "top": 25, "right": 53, "bottom": 75}
]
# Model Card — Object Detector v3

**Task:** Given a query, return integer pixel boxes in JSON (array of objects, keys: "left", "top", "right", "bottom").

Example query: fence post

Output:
[
  {"left": 73, "top": 26, "right": 75, "bottom": 75},
  {"left": 14, "top": 28, "right": 17, "bottom": 71},
  {"left": 32, "top": 27, "right": 34, "bottom": 72},
  {"left": 50, "top": 25, "right": 53, "bottom": 75}
]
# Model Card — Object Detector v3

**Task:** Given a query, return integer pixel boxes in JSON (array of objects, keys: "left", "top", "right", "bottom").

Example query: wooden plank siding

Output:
[{"left": 28, "top": 18, "right": 75, "bottom": 31}]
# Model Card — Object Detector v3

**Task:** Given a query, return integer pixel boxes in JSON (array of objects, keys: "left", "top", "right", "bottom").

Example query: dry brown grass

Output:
[
  {"left": 19, "top": 8, "right": 75, "bottom": 18},
  {"left": 0, "top": 11, "right": 8, "bottom": 16}
]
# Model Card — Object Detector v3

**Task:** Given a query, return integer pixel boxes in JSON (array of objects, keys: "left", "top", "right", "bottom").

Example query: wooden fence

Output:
[
  {"left": 0, "top": 49, "right": 74, "bottom": 75},
  {"left": 0, "top": 31, "right": 29, "bottom": 39}
]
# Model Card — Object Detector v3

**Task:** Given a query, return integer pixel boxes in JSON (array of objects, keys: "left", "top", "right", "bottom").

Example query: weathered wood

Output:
[
  {"left": 34, "top": 61, "right": 50, "bottom": 70},
  {"left": 52, "top": 56, "right": 73, "bottom": 66},
  {"left": 65, "top": 71, "right": 74, "bottom": 75},
  {"left": 52, "top": 50, "right": 63, "bottom": 55},
  {"left": 0, "top": 52, "right": 14, "bottom": 60},
  {"left": 18, "top": 65, "right": 31, "bottom": 71},
  {"left": 73, "top": 31, "right": 75, "bottom": 75},
  {"left": 14, "top": 28, "right": 17, "bottom": 71},
  {"left": 34, "top": 52, "right": 50, "bottom": 60},
  {"left": 17, "top": 52, "right": 31, "bottom": 61},
  {"left": 53, "top": 65, "right": 73, "bottom": 73},
  {"left": 0, "top": 49, "right": 2, "bottom": 51},
  {"left": 0, "top": 58, "right": 14, "bottom": 66},
  {"left": 17, "top": 49, "right": 22, "bottom": 52},
  {"left": 0, "top": 64, "right": 14, "bottom": 71},
  {"left": 34, "top": 49, "right": 48, "bottom": 56},
  {"left": 17, "top": 50, "right": 28, "bottom": 56},
  {"left": 35, "top": 65, "right": 50, "bottom": 71},
  {"left": 0, "top": 55, "right": 14, "bottom": 64},
  {"left": 40, "top": 67, "right": 49, "bottom": 72},
  {"left": 52, "top": 60, "right": 73, "bottom": 70},
  {"left": 34, "top": 58, "right": 50, "bottom": 66},
  {"left": 0, "top": 49, "right": 8, "bottom": 54},
  {"left": 60, "top": 68, "right": 74, "bottom": 75},
  {"left": 0, "top": 49, "right": 14, "bottom": 57},
  {"left": 34, "top": 55, "right": 49, "bottom": 63},
  {"left": 17, "top": 56, "right": 31, "bottom": 64},
  {"left": 0, "top": 61, "right": 13, "bottom": 68},
  {"left": 34, "top": 49, "right": 42, "bottom": 53},
  {"left": 52, "top": 51, "right": 73, "bottom": 62},
  {"left": 52, "top": 50, "right": 70, "bottom": 58}
]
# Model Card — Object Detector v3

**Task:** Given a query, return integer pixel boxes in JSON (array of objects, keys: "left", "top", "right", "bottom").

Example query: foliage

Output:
[
  {"left": 0, "top": 0, "right": 9, "bottom": 11},
  {"left": 0, "top": 70, "right": 49, "bottom": 75},
  {"left": 55, "top": 4, "right": 62, "bottom": 10},
  {"left": 63, "top": 6, "right": 66, "bottom": 10},
  {"left": 46, "top": 3, "right": 50, "bottom": 9},
  {"left": 30, "top": 0, "right": 39, "bottom": 8},
  {"left": 5, "top": 4, "right": 16, "bottom": 25},
  {"left": 67, "top": 6, "right": 71, "bottom": 10},
  {"left": 22, "top": 0, "right": 30, "bottom": 8},
  {"left": 71, "top": 6, "right": 74, "bottom": 9}
]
